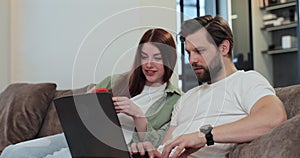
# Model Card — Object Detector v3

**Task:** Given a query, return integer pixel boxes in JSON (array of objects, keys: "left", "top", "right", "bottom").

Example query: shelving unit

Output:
[
  {"left": 262, "top": 47, "right": 298, "bottom": 54},
  {"left": 261, "top": 22, "right": 297, "bottom": 31},
  {"left": 259, "top": 0, "right": 300, "bottom": 87},
  {"left": 264, "top": 1, "right": 296, "bottom": 10}
]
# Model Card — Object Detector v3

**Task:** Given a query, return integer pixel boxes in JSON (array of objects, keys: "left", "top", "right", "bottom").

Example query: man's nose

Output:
[{"left": 189, "top": 52, "right": 199, "bottom": 64}]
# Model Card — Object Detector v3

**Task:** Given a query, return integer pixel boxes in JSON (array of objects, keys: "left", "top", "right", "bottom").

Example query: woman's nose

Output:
[{"left": 146, "top": 58, "right": 153, "bottom": 67}]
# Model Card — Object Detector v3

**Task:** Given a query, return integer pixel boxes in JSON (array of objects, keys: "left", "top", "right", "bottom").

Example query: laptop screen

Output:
[{"left": 54, "top": 92, "right": 131, "bottom": 158}]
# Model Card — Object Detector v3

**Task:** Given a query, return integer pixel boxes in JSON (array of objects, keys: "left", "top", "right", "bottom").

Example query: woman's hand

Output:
[
  {"left": 113, "top": 96, "right": 148, "bottom": 137},
  {"left": 129, "top": 142, "right": 162, "bottom": 158},
  {"left": 112, "top": 96, "right": 145, "bottom": 118}
]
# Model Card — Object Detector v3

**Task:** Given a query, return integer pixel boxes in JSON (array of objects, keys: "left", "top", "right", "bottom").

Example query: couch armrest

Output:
[{"left": 228, "top": 114, "right": 300, "bottom": 158}]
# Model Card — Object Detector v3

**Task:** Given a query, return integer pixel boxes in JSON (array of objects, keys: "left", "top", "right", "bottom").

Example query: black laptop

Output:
[{"left": 54, "top": 92, "right": 134, "bottom": 158}]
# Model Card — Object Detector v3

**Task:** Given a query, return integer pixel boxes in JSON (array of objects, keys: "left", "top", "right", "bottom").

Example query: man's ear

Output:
[{"left": 219, "top": 40, "right": 230, "bottom": 56}]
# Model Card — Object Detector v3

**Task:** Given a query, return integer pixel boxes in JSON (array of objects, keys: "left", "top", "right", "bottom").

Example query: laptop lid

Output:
[{"left": 54, "top": 92, "right": 131, "bottom": 158}]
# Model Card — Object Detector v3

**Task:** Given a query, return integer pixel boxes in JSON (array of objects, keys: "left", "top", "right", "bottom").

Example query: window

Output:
[{"left": 176, "top": 0, "right": 206, "bottom": 92}]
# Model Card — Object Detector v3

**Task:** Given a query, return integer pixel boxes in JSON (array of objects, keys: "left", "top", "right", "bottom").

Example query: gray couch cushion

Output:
[
  {"left": 275, "top": 84, "right": 300, "bottom": 118},
  {"left": 228, "top": 84, "right": 300, "bottom": 158},
  {"left": 0, "top": 83, "right": 56, "bottom": 153},
  {"left": 37, "top": 83, "right": 95, "bottom": 137},
  {"left": 228, "top": 114, "right": 300, "bottom": 158}
]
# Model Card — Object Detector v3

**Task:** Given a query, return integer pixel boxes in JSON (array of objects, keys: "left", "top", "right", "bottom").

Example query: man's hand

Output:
[
  {"left": 129, "top": 142, "right": 161, "bottom": 158},
  {"left": 162, "top": 132, "right": 206, "bottom": 158}
]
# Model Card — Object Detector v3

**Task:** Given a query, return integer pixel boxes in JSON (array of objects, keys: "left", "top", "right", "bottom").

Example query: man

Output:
[{"left": 130, "top": 15, "right": 287, "bottom": 158}]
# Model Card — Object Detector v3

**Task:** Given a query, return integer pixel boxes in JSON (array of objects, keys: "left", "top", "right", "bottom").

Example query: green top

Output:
[{"left": 96, "top": 74, "right": 183, "bottom": 147}]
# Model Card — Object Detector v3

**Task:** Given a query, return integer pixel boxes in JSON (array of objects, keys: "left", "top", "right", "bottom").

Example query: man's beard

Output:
[{"left": 193, "top": 52, "right": 223, "bottom": 84}]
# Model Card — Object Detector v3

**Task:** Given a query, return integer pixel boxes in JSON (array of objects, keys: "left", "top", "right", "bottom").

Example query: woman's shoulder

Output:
[
  {"left": 166, "top": 82, "right": 184, "bottom": 96},
  {"left": 107, "top": 73, "right": 128, "bottom": 80},
  {"left": 96, "top": 73, "right": 129, "bottom": 88}
]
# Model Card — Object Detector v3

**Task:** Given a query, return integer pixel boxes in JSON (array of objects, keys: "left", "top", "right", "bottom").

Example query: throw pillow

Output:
[
  {"left": 0, "top": 83, "right": 56, "bottom": 153},
  {"left": 37, "top": 83, "right": 95, "bottom": 137}
]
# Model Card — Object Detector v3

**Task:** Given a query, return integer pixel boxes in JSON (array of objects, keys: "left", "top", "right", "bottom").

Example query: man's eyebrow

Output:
[
  {"left": 185, "top": 47, "right": 198, "bottom": 52},
  {"left": 194, "top": 46, "right": 205, "bottom": 51},
  {"left": 185, "top": 46, "right": 205, "bottom": 53}
]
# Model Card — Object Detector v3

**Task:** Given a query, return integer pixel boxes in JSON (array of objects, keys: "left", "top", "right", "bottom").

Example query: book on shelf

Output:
[{"left": 260, "top": 0, "right": 293, "bottom": 8}]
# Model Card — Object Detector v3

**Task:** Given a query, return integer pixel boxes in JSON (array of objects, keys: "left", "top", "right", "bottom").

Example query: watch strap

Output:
[
  {"left": 200, "top": 124, "right": 214, "bottom": 146},
  {"left": 205, "top": 131, "right": 214, "bottom": 146}
]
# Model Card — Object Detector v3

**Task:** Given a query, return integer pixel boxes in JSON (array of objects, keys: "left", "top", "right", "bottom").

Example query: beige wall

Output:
[
  {"left": 231, "top": 0, "right": 250, "bottom": 61},
  {"left": 251, "top": 0, "right": 273, "bottom": 84},
  {"left": 0, "top": 0, "right": 10, "bottom": 91},
  {"left": 5, "top": 0, "right": 176, "bottom": 90}
]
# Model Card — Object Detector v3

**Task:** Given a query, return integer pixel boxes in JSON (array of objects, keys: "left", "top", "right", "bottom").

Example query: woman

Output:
[{"left": 0, "top": 28, "right": 182, "bottom": 157}]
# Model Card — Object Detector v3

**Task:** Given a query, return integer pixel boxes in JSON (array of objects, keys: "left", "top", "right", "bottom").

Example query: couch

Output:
[
  {"left": 0, "top": 83, "right": 299, "bottom": 157},
  {"left": 0, "top": 83, "right": 95, "bottom": 153},
  {"left": 228, "top": 84, "right": 300, "bottom": 158}
]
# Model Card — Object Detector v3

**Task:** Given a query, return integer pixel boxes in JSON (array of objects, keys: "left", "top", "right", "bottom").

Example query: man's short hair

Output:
[{"left": 179, "top": 15, "right": 234, "bottom": 59}]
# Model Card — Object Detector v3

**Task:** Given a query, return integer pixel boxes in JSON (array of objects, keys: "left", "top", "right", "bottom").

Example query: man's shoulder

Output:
[
  {"left": 243, "top": 70, "right": 263, "bottom": 76},
  {"left": 234, "top": 70, "right": 274, "bottom": 92},
  {"left": 231, "top": 70, "right": 261, "bottom": 77},
  {"left": 232, "top": 70, "right": 267, "bottom": 82},
  {"left": 181, "top": 85, "right": 204, "bottom": 98},
  {"left": 241, "top": 70, "right": 269, "bottom": 82}
]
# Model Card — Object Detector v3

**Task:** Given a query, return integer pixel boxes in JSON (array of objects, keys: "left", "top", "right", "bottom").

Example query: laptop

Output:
[{"left": 54, "top": 92, "right": 148, "bottom": 158}]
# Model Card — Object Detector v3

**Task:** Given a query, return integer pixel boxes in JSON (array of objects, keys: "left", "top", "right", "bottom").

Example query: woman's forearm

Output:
[{"left": 134, "top": 117, "right": 148, "bottom": 140}]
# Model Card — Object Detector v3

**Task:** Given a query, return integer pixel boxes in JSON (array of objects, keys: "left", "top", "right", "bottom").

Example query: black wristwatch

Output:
[{"left": 200, "top": 124, "right": 214, "bottom": 146}]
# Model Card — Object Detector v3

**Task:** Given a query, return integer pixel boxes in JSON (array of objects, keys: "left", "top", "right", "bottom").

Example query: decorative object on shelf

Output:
[
  {"left": 263, "top": 2, "right": 297, "bottom": 27},
  {"left": 280, "top": 0, "right": 287, "bottom": 3},
  {"left": 260, "top": 0, "right": 298, "bottom": 54},
  {"left": 260, "top": 0, "right": 296, "bottom": 8},
  {"left": 282, "top": 35, "right": 297, "bottom": 49}
]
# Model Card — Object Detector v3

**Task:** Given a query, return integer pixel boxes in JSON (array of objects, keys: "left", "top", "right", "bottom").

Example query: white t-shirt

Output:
[
  {"left": 170, "top": 70, "right": 275, "bottom": 158},
  {"left": 118, "top": 83, "right": 166, "bottom": 144}
]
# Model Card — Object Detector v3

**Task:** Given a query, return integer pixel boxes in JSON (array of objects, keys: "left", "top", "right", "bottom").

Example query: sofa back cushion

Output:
[
  {"left": 0, "top": 83, "right": 56, "bottom": 153},
  {"left": 37, "top": 83, "right": 96, "bottom": 137},
  {"left": 275, "top": 84, "right": 300, "bottom": 119},
  {"left": 228, "top": 84, "right": 300, "bottom": 158}
]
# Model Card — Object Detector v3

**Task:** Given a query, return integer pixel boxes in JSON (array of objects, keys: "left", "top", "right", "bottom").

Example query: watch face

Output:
[
  {"left": 200, "top": 124, "right": 214, "bottom": 146},
  {"left": 200, "top": 124, "right": 212, "bottom": 134},
  {"left": 202, "top": 124, "right": 211, "bottom": 130}
]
